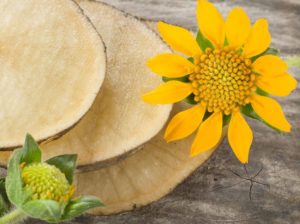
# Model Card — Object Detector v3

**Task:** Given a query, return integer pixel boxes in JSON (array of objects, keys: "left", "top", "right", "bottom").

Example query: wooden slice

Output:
[
  {"left": 75, "top": 102, "right": 223, "bottom": 215},
  {"left": 0, "top": 0, "right": 106, "bottom": 149},
  {"left": 0, "top": 0, "right": 172, "bottom": 168},
  {"left": 0, "top": 103, "right": 222, "bottom": 215}
]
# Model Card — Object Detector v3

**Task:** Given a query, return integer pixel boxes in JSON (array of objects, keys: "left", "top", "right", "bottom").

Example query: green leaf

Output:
[
  {"left": 196, "top": 31, "right": 214, "bottom": 51},
  {"left": 6, "top": 149, "right": 28, "bottom": 207},
  {"left": 184, "top": 94, "right": 198, "bottom": 105},
  {"left": 224, "top": 37, "right": 229, "bottom": 47},
  {"left": 251, "top": 47, "right": 279, "bottom": 62},
  {"left": 21, "top": 134, "right": 41, "bottom": 165},
  {"left": 256, "top": 87, "right": 269, "bottom": 96},
  {"left": 187, "top": 57, "right": 194, "bottom": 63},
  {"left": 223, "top": 114, "right": 232, "bottom": 127},
  {"left": 241, "top": 104, "right": 258, "bottom": 120},
  {"left": 241, "top": 104, "right": 282, "bottom": 133},
  {"left": 201, "top": 111, "right": 213, "bottom": 122},
  {"left": 264, "top": 47, "right": 279, "bottom": 55},
  {"left": 62, "top": 196, "right": 103, "bottom": 221},
  {"left": 162, "top": 75, "right": 190, "bottom": 83},
  {"left": 0, "top": 178, "right": 11, "bottom": 216},
  {"left": 46, "top": 154, "right": 77, "bottom": 184},
  {"left": 22, "top": 200, "right": 62, "bottom": 223}
]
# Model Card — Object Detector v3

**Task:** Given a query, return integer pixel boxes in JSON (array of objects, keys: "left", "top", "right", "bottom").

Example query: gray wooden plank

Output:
[{"left": 99, "top": 0, "right": 300, "bottom": 54}]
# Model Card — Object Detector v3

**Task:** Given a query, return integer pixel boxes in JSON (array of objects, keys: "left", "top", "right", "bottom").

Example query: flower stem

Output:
[{"left": 0, "top": 208, "right": 28, "bottom": 224}]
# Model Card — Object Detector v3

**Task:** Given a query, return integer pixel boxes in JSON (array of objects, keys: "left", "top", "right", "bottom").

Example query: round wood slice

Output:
[
  {"left": 0, "top": 103, "right": 223, "bottom": 215},
  {"left": 0, "top": 0, "right": 106, "bottom": 149},
  {"left": 0, "top": 0, "right": 172, "bottom": 168},
  {"left": 74, "top": 102, "right": 223, "bottom": 215}
]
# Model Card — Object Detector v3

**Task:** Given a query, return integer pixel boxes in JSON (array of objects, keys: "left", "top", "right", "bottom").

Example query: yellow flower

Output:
[{"left": 143, "top": 0, "right": 297, "bottom": 163}]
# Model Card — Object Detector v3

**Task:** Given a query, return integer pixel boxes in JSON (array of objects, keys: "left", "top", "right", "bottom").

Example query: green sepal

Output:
[
  {"left": 184, "top": 94, "right": 198, "bottom": 105},
  {"left": 196, "top": 31, "right": 214, "bottom": 51},
  {"left": 6, "top": 149, "right": 30, "bottom": 207},
  {"left": 0, "top": 178, "right": 11, "bottom": 216},
  {"left": 162, "top": 75, "right": 190, "bottom": 83},
  {"left": 202, "top": 111, "right": 232, "bottom": 127},
  {"left": 187, "top": 57, "right": 194, "bottom": 63},
  {"left": 223, "top": 114, "right": 232, "bottom": 127},
  {"left": 241, "top": 104, "right": 282, "bottom": 133},
  {"left": 62, "top": 196, "right": 104, "bottom": 221},
  {"left": 20, "top": 134, "right": 42, "bottom": 165},
  {"left": 22, "top": 200, "right": 62, "bottom": 223},
  {"left": 250, "top": 47, "right": 279, "bottom": 62},
  {"left": 202, "top": 111, "right": 213, "bottom": 122},
  {"left": 224, "top": 37, "right": 229, "bottom": 47},
  {"left": 241, "top": 104, "right": 260, "bottom": 120},
  {"left": 46, "top": 154, "right": 77, "bottom": 184},
  {"left": 256, "top": 87, "right": 269, "bottom": 96}
]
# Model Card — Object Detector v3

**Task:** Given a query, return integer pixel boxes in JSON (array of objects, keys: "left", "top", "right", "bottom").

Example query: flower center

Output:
[
  {"left": 189, "top": 48, "right": 256, "bottom": 115},
  {"left": 22, "top": 163, "right": 75, "bottom": 202}
]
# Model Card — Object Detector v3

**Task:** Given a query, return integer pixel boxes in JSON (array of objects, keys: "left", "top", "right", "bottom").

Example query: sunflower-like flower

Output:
[{"left": 143, "top": 0, "right": 297, "bottom": 163}]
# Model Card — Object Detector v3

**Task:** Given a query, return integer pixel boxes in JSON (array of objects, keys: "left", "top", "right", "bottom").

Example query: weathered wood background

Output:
[{"left": 31, "top": 0, "right": 299, "bottom": 223}]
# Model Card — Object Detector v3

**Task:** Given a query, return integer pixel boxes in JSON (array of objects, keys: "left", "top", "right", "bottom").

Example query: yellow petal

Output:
[
  {"left": 197, "top": 0, "right": 225, "bottom": 48},
  {"left": 225, "top": 7, "right": 251, "bottom": 49},
  {"left": 142, "top": 81, "right": 193, "bottom": 104},
  {"left": 253, "top": 55, "right": 288, "bottom": 76},
  {"left": 164, "top": 105, "right": 206, "bottom": 142},
  {"left": 157, "top": 21, "right": 202, "bottom": 56},
  {"left": 190, "top": 112, "right": 223, "bottom": 157},
  {"left": 228, "top": 112, "right": 253, "bottom": 163},
  {"left": 257, "top": 73, "right": 297, "bottom": 97},
  {"left": 147, "top": 54, "right": 195, "bottom": 78},
  {"left": 243, "top": 19, "right": 271, "bottom": 58},
  {"left": 251, "top": 94, "right": 291, "bottom": 132}
]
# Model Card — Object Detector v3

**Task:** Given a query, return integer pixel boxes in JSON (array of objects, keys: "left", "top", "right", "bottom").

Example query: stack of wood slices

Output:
[{"left": 0, "top": 0, "right": 223, "bottom": 215}]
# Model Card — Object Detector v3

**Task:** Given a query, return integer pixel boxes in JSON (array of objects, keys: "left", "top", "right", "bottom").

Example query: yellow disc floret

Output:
[
  {"left": 189, "top": 47, "right": 257, "bottom": 115},
  {"left": 22, "top": 163, "right": 75, "bottom": 203}
]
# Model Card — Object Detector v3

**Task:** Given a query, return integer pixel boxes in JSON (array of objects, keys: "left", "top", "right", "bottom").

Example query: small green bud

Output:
[{"left": 21, "top": 163, "right": 75, "bottom": 203}]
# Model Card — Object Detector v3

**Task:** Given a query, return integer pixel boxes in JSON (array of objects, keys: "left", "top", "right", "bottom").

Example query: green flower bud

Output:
[{"left": 21, "top": 163, "right": 75, "bottom": 203}]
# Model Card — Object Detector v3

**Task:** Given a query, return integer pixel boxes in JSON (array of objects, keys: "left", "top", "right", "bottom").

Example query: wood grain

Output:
[{"left": 24, "top": 0, "right": 300, "bottom": 223}]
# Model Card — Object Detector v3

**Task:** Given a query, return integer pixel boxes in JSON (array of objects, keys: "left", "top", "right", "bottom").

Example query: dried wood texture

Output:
[
  {"left": 0, "top": 0, "right": 106, "bottom": 149},
  {"left": 74, "top": 101, "right": 223, "bottom": 215},
  {"left": 0, "top": 0, "right": 172, "bottom": 168}
]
